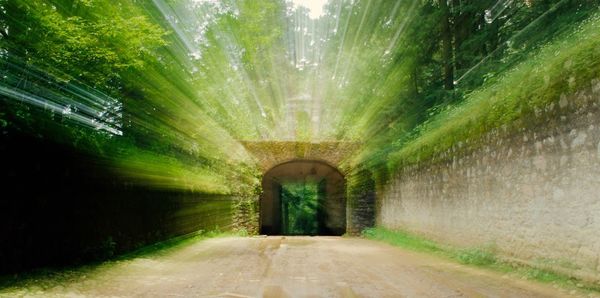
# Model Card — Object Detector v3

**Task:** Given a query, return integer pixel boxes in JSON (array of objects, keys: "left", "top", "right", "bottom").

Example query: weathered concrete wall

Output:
[{"left": 379, "top": 80, "right": 600, "bottom": 281}]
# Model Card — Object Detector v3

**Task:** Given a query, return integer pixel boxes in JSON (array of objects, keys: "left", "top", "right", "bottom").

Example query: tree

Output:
[{"left": 440, "top": 0, "right": 454, "bottom": 90}]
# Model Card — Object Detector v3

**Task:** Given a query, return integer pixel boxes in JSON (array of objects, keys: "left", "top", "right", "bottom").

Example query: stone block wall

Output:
[
  {"left": 347, "top": 169, "right": 376, "bottom": 235},
  {"left": 379, "top": 80, "right": 600, "bottom": 281}
]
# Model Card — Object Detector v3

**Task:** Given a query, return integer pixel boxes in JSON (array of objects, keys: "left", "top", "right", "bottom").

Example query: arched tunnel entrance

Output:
[{"left": 260, "top": 160, "right": 346, "bottom": 236}]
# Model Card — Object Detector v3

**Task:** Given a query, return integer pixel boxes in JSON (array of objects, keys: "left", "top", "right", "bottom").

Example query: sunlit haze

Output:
[{"left": 292, "top": 0, "right": 326, "bottom": 18}]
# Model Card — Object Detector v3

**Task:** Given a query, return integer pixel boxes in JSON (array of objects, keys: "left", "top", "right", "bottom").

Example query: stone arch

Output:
[
  {"left": 259, "top": 159, "right": 346, "bottom": 235},
  {"left": 240, "top": 141, "right": 360, "bottom": 175}
]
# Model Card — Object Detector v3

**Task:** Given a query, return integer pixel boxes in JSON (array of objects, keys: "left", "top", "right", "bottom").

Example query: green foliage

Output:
[
  {"left": 3, "top": 0, "right": 167, "bottom": 87},
  {"left": 281, "top": 182, "right": 319, "bottom": 235},
  {"left": 0, "top": 0, "right": 267, "bottom": 194},
  {"left": 232, "top": 195, "right": 259, "bottom": 235},
  {"left": 338, "top": 0, "right": 600, "bottom": 178},
  {"left": 386, "top": 11, "right": 600, "bottom": 171},
  {"left": 362, "top": 227, "right": 441, "bottom": 253},
  {"left": 524, "top": 268, "right": 565, "bottom": 283},
  {"left": 456, "top": 247, "right": 497, "bottom": 266}
]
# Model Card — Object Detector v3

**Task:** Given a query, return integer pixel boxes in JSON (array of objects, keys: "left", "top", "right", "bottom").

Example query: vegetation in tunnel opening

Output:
[
  {"left": 0, "top": 228, "right": 244, "bottom": 291},
  {"left": 362, "top": 227, "right": 600, "bottom": 294},
  {"left": 280, "top": 182, "right": 320, "bottom": 235}
]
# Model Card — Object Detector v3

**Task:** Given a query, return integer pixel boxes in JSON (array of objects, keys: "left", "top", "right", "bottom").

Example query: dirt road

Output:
[{"left": 0, "top": 236, "right": 585, "bottom": 297}]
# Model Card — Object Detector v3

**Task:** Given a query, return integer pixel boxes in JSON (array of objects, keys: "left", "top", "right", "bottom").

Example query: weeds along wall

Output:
[
  {"left": 378, "top": 79, "right": 600, "bottom": 282},
  {"left": 0, "top": 132, "right": 236, "bottom": 274}
]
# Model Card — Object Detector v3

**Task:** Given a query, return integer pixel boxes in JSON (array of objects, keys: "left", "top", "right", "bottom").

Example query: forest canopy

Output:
[{"left": 1, "top": 0, "right": 598, "bottom": 193}]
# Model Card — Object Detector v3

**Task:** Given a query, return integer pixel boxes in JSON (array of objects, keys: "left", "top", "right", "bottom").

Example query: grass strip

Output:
[{"left": 363, "top": 227, "right": 600, "bottom": 294}]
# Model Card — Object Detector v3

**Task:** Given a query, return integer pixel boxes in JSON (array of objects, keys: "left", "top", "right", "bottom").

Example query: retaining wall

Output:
[{"left": 379, "top": 80, "right": 600, "bottom": 281}]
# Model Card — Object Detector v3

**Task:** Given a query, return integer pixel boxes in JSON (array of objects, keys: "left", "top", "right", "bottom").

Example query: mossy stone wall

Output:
[{"left": 379, "top": 80, "right": 600, "bottom": 282}]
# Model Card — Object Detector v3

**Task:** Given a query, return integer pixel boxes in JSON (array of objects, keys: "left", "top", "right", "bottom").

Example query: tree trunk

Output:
[{"left": 440, "top": 0, "right": 454, "bottom": 90}]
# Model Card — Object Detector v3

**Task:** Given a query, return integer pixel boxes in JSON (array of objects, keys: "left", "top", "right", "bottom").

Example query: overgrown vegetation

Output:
[
  {"left": 361, "top": 226, "right": 441, "bottom": 254},
  {"left": 2, "top": 0, "right": 598, "bottom": 190},
  {"left": 385, "top": 11, "right": 600, "bottom": 172},
  {"left": 280, "top": 182, "right": 319, "bottom": 235},
  {"left": 336, "top": 0, "right": 600, "bottom": 177},
  {"left": 363, "top": 227, "right": 600, "bottom": 293},
  {"left": 0, "top": 0, "right": 268, "bottom": 195}
]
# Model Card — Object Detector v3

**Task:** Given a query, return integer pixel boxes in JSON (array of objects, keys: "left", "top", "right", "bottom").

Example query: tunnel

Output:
[
  {"left": 259, "top": 160, "right": 346, "bottom": 236},
  {"left": 2, "top": 0, "right": 600, "bottom": 295}
]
